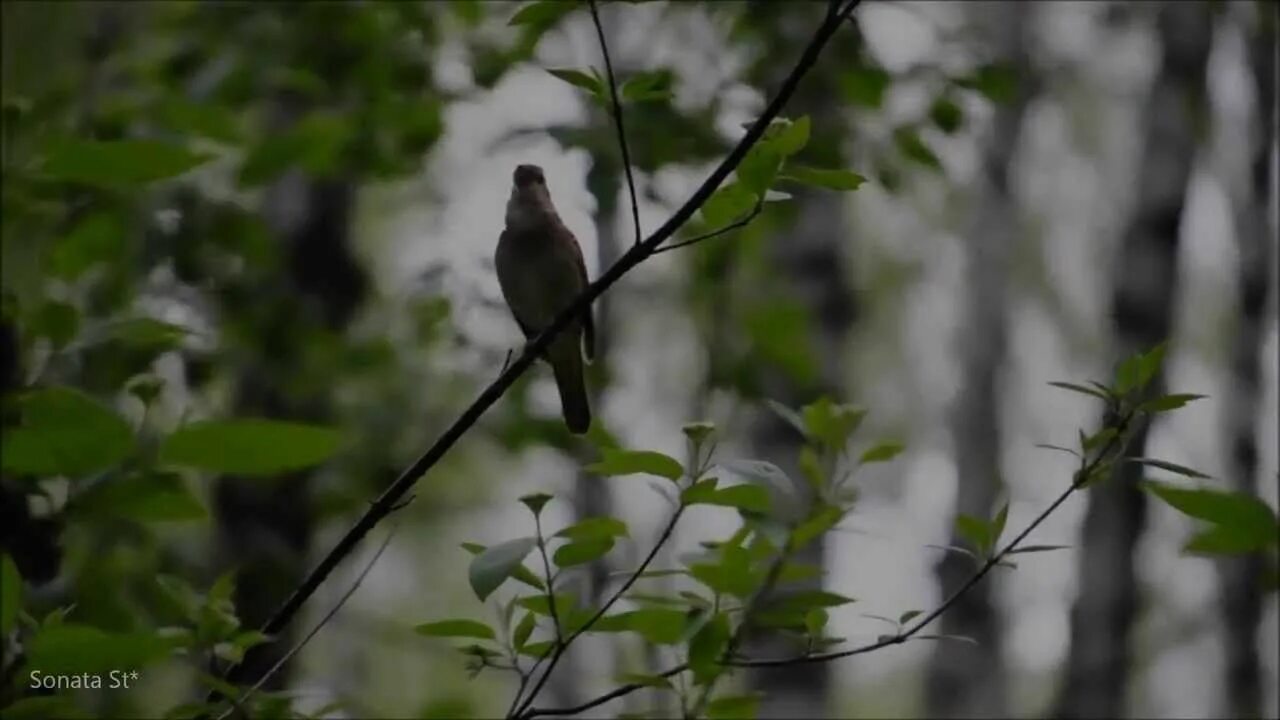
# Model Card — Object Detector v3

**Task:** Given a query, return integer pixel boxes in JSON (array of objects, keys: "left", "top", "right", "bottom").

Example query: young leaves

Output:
[
  {"left": 1143, "top": 481, "right": 1279, "bottom": 555},
  {"left": 467, "top": 537, "right": 539, "bottom": 601},
  {"left": 588, "top": 449, "right": 683, "bottom": 481}
]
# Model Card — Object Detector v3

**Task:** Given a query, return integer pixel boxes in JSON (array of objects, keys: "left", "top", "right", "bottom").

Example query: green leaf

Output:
[
  {"left": 1139, "top": 393, "right": 1207, "bottom": 412},
  {"left": 702, "top": 484, "right": 772, "bottom": 514},
  {"left": 516, "top": 592, "right": 577, "bottom": 617},
  {"left": 719, "top": 458, "right": 800, "bottom": 518},
  {"left": 956, "top": 514, "right": 992, "bottom": 556},
  {"left": 517, "top": 640, "right": 555, "bottom": 659},
  {"left": 41, "top": 139, "right": 213, "bottom": 187},
  {"left": 928, "top": 96, "right": 964, "bottom": 134},
  {"left": 512, "top": 611, "right": 537, "bottom": 649},
  {"left": 791, "top": 504, "right": 844, "bottom": 551},
  {"left": 991, "top": 502, "right": 1009, "bottom": 546},
  {"left": 1184, "top": 525, "right": 1273, "bottom": 555},
  {"left": 1047, "top": 381, "right": 1111, "bottom": 401},
  {"left": 1, "top": 555, "right": 21, "bottom": 635},
  {"left": 2, "top": 386, "right": 134, "bottom": 477},
  {"left": 51, "top": 211, "right": 126, "bottom": 279},
  {"left": 893, "top": 127, "right": 942, "bottom": 171},
  {"left": 700, "top": 181, "right": 757, "bottom": 229},
  {"left": 954, "top": 63, "right": 1018, "bottom": 104},
  {"left": 689, "top": 546, "right": 755, "bottom": 598},
  {"left": 1082, "top": 427, "right": 1118, "bottom": 453},
  {"left": 1128, "top": 457, "right": 1211, "bottom": 480},
  {"left": 107, "top": 318, "right": 190, "bottom": 351},
  {"left": 621, "top": 70, "right": 674, "bottom": 103},
  {"left": 468, "top": 536, "right": 538, "bottom": 601},
  {"left": 765, "top": 590, "right": 856, "bottom": 613},
  {"left": 898, "top": 609, "right": 922, "bottom": 625},
  {"left": 414, "top": 619, "right": 497, "bottom": 641},
  {"left": 556, "top": 516, "right": 628, "bottom": 540},
  {"left": 681, "top": 477, "right": 720, "bottom": 504},
  {"left": 773, "top": 116, "right": 811, "bottom": 156},
  {"left": 805, "top": 608, "right": 829, "bottom": 635},
  {"left": 546, "top": 67, "right": 603, "bottom": 95},
  {"left": 781, "top": 166, "right": 867, "bottom": 191},
  {"left": 32, "top": 300, "right": 79, "bottom": 349},
  {"left": 25, "top": 624, "right": 177, "bottom": 675},
  {"left": 509, "top": 0, "right": 578, "bottom": 28},
  {"left": 707, "top": 693, "right": 762, "bottom": 720},
  {"left": 520, "top": 492, "right": 553, "bottom": 516},
  {"left": 736, "top": 143, "right": 782, "bottom": 196},
  {"left": 592, "top": 608, "right": 687, "bottom": 644},
  {"left": 1143, "top": 481, "right": 1277, "bottom": 551},
  {"left": 76, "top": 471, "right": 207, "bottom": 522},
  {"left": 859, "top": 441, "right": 905, "bottom": 464},
  {"left": 462, "top": 543, "right": 544, "bottom": 591},
  {"left": 159, "top": 419, "right": 342, "bottom": 476},
  {"left": 688, "top": 611, "right": 730, "bottom": 685},
  {"left": 615, "top": 672, "right": 673, "bottom": 690},
  {"left": 553, "top": 537, "right": 615, "bottom": 567},
  {"left": 588, "top": 448, "right": 684, "bottom": 481},
  {"left": 840, "top": 66, "right": 891, "bottom": 108}
]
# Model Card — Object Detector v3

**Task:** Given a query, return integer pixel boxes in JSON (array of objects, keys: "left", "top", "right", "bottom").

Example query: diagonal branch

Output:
[
  {"left": 214, "top": 526, "right": 398, "bottom": 720},
  {"left": 211, "top": 0, "right": 863, "bottom": 698},
  {"left": 587, "top": 0, "right": 642, "bottom": 246}
]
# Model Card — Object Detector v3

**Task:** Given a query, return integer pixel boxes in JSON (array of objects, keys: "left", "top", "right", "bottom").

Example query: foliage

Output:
[
  {"left": 0, "top": 1, "right": 1271, "bottom": 719},
  {"left": 412, "top": 343, "right": 1244, "bottom": 718}
]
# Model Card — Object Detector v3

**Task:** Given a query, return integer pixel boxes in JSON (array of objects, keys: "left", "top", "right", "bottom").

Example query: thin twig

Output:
[
  {"left": 513, "top": 506, "right": 687, "bottom": 719},
  {"left": 534, "top": 514, "right": 565, "bottom": 648},
  {"left": 211, "top": 0, "right": 860, "bottom": 698},
  {"left": 214, "top": 527, "right": 398, "bottom": 720},
  {"left": 587, "top": 0, "right": 642, "bottom": 246},
  {"left": 523, "top": 408, "right": 1132, "bottom": 717},
  {"left": 731, "top": 413, "right": 1132, "bottom": 668},
  {"left": 653, "top": 202, "right": 764, "bottom": 256}
]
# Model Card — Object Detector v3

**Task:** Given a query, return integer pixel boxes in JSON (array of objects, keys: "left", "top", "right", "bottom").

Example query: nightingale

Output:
[{"left": 496, "top": 164, "right": 595, "bottom": 434}]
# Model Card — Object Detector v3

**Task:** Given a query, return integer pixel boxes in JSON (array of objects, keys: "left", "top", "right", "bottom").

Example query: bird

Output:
[{"left": 495, "top": 163, "right": 595, "bottom": 434}]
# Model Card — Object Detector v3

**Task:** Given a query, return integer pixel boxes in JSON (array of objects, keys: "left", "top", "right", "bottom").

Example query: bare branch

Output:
[
  {"left": 210, "top": 0, "right": 862, "bottom": 698},
  {"left": 652, "top": 201, "right": 764, "bottom": 256},
  {"left": 588, "top": 0, "right": 642, "bottom": 246}
]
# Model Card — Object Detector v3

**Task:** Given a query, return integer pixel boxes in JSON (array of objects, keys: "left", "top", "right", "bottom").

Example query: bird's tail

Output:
[{"left": 551, "top": 341, "right": 591, "bottom": 435}]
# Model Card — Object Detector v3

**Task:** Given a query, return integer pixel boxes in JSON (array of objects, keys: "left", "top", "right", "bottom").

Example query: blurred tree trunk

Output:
[
  {"left": 744, "top": 6, "right": 858, "bottom": 717},
  {"left": 925, "top": 4, "right": 1033, "bottom": 717},
  {"left": 1054, "top": 4, "right": 1213, "bottom": 717},
  {"left": 1219, "top": 6, "right": 1275, "bottom": 718},
  {"left": 215, "top": 171, "right": 365, "bottom": 689}
]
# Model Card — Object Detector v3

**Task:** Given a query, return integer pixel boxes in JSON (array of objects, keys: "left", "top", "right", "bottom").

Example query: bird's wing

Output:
[
  {"left": 495, "top": 228, "right": 538, "bottom": 341},
  {"left": 561, "top": 224, "right": 596, "bottom": 362}
]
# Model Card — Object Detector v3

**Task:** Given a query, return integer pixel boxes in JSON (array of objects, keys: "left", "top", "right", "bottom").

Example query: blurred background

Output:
[{"left": 1, "top": 0, "right": 1276, "bottom": 718}]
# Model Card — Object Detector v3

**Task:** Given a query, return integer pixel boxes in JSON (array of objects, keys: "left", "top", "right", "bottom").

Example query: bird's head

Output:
[{"left": 507, "top": 163, "right": 555, "bottom": 230}]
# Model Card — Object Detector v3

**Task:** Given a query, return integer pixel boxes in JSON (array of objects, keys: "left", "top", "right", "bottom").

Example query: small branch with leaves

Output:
[{"left": 499, "top": 344, "right": 1227, "bottom": 718}]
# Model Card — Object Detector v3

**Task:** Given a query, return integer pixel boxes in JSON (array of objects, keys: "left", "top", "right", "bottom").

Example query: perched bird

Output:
[{"left": 495, "top": 164, "right": 595, "bottom": 434}]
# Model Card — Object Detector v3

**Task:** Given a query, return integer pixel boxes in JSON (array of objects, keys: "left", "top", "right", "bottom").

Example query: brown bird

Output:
[{"left": 496, "top": 164, "right": 595, "bottom": 434}]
